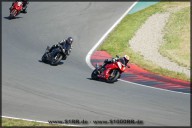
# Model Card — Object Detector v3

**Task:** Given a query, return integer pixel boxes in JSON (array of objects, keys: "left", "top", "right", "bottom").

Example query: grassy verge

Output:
[
  {"left": 160, "top": 6, "right": 190, "bottom": 69},
  {"left": 98, "top": 1, "right": 190, "bottom": 81},
  {"left": 2, "top": 118, "right": 60, "bottom": 127}
]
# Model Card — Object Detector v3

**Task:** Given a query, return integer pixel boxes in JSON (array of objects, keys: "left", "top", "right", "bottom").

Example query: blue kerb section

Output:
[{"left": 129, "top": 1, "right": 160, "bottom": 14}]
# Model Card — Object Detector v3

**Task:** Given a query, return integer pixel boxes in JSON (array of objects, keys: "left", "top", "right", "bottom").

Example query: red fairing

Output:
[
  {"left": 11, "top": 1, "right": 23, "bottom": 16},
  {"left": 13, "top": 2, "right": 23, "bottom": 11},
  {"left": 116, "top": 60, "right": 126, "bottom": 72},
  {"left": 102, "top": 60, "right": 126, "bottom": 79}
]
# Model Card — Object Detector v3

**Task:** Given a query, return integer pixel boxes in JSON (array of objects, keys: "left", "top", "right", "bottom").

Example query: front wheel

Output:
[
  {"left": 9, "top": 13, "right": 15, "bottom": 19},
  {"left": 50, "top": 53, "right": 63, "bottom": 66},
  {"left": 91, "top": 69, "right": 99, "bottom": 80},
  {"left": 107, "top": 69, "right": 120, "bottom": 83},
  {"left": 9, "top": 9, "right": 17, "bottom": 19}
]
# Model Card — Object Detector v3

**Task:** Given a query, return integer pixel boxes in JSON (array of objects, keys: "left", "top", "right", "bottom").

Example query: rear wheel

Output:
[
  {"left": 91, "top": 69, "right": 99, "bottom": 80},
  {"left": 41, "top": 53, "right": 48, "bottom": 63},
  {"left": 107, "top": 69, "right": 120, "bottom": 83}
]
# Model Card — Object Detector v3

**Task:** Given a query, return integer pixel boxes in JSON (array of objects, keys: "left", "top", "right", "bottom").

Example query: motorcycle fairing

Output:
[
  {"left": 13, "top": 2, "right": 23, "bottom": 11},
  {"left": 116, "top": 61, "right": 126, "bottom": 72},
  {"left": 17, "top": 2, "right": 23, "bottom": 6}
]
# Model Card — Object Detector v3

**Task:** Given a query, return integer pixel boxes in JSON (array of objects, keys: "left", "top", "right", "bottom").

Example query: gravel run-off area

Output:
[{"left": 129, "top": 12, "right": 190, "bottom": 78}]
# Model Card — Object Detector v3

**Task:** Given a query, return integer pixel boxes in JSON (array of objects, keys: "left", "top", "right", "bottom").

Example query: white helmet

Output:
[{"left": 124, "top": 55, "right": 129, "bottom": 61}]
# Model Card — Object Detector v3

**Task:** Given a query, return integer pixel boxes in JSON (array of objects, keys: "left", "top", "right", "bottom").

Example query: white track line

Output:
[
  {"left": 2, "top": 116, "right": 49, "bottom": 124},
  {"left": 86, "top": 1, "right": 138, "bottom": 69},
  {"left": 85, "top": 1, "right": 190, "bottom": 95},
  {"left": 2, "top": 2, "right": 140, "bottom": 126},
  {"left": 119, "top": 79, "right": 190, "bottom": 95},
  {"left": 2, "top": 1, "right": 189, "bottom": 126},
  {"left": 2, "top": 116, "right": 80, "bottom": 127}
]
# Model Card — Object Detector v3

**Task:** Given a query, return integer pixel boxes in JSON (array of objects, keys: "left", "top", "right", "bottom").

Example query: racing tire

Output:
[
  {"left": 91, "top": 69, "right": 99, "bottom": 80},
  {"left": 9, "top": 14, "right": 15, "bottom": 19},
  {"left": 107, "top": 69, "right": 120, "bottom": 83},
  {"left": 50, "top": 53, "right": 63, "bottom": 66},
  {"left": 41, "top": 53, "right": 48, "bottom": 63}
]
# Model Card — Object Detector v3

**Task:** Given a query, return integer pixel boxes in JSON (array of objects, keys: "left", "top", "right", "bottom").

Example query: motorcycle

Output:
[
  {"left": 91, "top": 55, "right": 129, "bottom": 83},
  {"left": 41, "top": 45, "right": 67, "bottom": 66},
  {"left": 9, "top": 1, "right": 23, "bottom": 19}
]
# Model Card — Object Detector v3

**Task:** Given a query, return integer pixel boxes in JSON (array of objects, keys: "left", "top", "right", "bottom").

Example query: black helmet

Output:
[{"left": 67, "top": 37, "right": 73, "bottom": 45}]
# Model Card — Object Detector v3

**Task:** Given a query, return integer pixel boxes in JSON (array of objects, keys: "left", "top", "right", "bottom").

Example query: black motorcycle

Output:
[{"left": 41, "top": 45, "right": 67, "bottom": 66}]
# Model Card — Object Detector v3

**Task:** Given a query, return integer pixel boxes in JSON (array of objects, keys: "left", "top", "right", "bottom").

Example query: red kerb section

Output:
[{"left": 91, "top": 51, "right": 190, "bottom": 88}]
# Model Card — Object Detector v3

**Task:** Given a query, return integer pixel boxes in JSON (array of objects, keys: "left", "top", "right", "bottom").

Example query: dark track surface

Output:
[{"left": 2, "top": 2, "right": 190, "bottom": 126}]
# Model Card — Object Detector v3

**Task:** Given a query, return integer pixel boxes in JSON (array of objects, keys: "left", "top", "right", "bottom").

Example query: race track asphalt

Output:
[{"left": 2, "top": 2, "right": 190, "bottom": 126}]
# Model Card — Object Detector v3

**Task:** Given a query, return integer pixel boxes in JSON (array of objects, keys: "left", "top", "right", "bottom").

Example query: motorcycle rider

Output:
[
  {"left": 47, "top": 37, "right": 73, "bottom": 60},
  {"left": 102, "top": 55, "right": 130, "bottom": 68},
  {"left": 97, "top": 55, "right": 130, "bottom": 78},
  {"left": 9, "top": 0, "right": 29, "bottom": 13}
]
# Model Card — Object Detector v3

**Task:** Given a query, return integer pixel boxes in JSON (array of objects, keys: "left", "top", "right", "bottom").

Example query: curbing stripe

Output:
[
  {"left": 85, "top": 1, "right": 190, "bottom": 95},
  {"left": 85, "top": 1, "right": 138, "bottom": 69},
  {"left": 2, "top": 2, "right": 139, "bottom": 126},
  {"left": 118, "top": 79, "right": 190, "bottom": 95}
]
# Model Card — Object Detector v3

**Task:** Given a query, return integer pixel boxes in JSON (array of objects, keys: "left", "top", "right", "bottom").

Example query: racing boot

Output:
[
  {"left": 21, "top": 8, "right": 27, "bottom": 13},
  {"left": 62, "top": 55, "right": 67, "bottom": 60},
  {"left": 21, "top": 6, "right": 27, "bottom": 13}
]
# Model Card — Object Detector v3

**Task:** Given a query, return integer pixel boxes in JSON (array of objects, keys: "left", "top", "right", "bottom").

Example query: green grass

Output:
[
  {"left": 2, "top": 118, "right": 61, "bottom": 127},
  {"left": 2, "top": 1, "right": 190, "bottom": 127},
  {"left": 98, "top": 1, "right": 190, "bottom": 81},
  {"left": 160, "top": 6, "right": 190, "bottom": 69}
]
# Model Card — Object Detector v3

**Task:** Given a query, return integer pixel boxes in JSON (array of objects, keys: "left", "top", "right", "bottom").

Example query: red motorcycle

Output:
[
  {"left": 91, "top": 55, "right": 130, "bottom": 83},
  {"left": 9, "top": 1, "right": 23, "bottom": 19}
]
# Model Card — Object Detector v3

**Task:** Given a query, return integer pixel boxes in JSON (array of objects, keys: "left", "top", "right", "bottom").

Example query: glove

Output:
[
  {"left": 104, "top": 59, "right": 108, "bottom": 63},
  {"left": 112, "top": 58, "right": 116, "bottom": 62}
]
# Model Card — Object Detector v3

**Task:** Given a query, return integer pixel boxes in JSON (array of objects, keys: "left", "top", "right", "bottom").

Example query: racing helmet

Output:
[
  {"left": 67, "top": 37, "right": 73, "bottom": 45},
  {"left": 123, "top": 55, "right": 129, "bottom": 64}
]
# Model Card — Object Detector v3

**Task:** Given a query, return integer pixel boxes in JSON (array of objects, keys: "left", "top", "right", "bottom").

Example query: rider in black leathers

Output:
[
  {"left": 96, "top": 55, "right": 130, "bottom": 77},
  {"left": 47, "top": 37, "right": 73, "bottom": 60},
  {"left": 102, "top": 55, "right": 130, "bottom": 68},
  {"left": 10, "top": 0, "right": 29, "bottom": 13}
]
